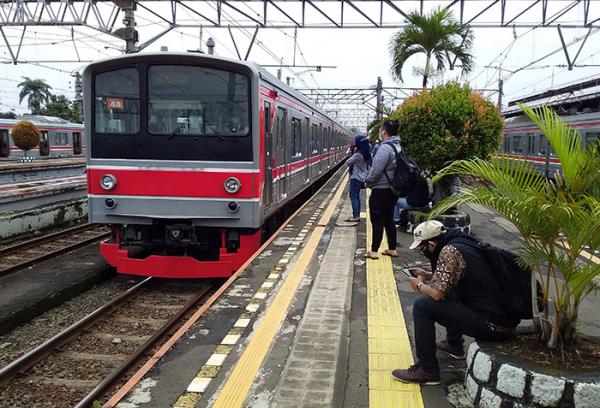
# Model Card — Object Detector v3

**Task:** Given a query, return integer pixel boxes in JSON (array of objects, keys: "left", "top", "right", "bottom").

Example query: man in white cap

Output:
[{"left": 391, "top": 220, "right": 515, "bottom": 385}]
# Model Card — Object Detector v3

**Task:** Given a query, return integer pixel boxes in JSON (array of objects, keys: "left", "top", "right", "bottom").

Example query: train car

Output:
[
  {"left": 0, "top": 115, "right": 85, "bottom": 159},
  {"left": 84, "top": 52, "right": 352, "bottom": 279},
  {"left": 501, "top": 110, "right": 600, "bottom": 177}
]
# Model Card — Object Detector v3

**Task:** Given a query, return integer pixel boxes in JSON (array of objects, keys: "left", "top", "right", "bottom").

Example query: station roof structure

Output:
[{"left": 1, "top": 1, "right": 600, "bottom": 128}]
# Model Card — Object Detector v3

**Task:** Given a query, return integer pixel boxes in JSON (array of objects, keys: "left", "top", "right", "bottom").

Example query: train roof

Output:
[
  {"left": 84, "top": 52, "right": 353, "bottom": 136},
  {"left": 0, "top": 115, "right": 83, "bottom": 128}
]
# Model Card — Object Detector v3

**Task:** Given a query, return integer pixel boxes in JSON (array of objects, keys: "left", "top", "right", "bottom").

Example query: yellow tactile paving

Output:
[
  {"left": 211, "top": 177, "right": 346, "bottom": 408},
  {"left": 366, "top": 193, "right": 425, "bottom": 408}
]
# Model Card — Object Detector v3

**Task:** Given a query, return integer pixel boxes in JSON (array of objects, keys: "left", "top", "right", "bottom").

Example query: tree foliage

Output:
[
  {"left": 0, "top": 111, "right": 17, "bottom": 119},
  {"left": 392, "top": 82, "right": 503, "bottom": 173},
  {"left": 389, "top": 8, "right": 474, "bottom": 88},
  {"left": 17, "top": 77, "right": 52, "bottom": 114},
  {"left": 40, "top": 95, "right": 82, "bottom": 123},
  {"left": 11, "top": 120, "right": 41, "bottom": 153},
  {"left": 431, "top": 105, "right": 600, "bottom": 351}
]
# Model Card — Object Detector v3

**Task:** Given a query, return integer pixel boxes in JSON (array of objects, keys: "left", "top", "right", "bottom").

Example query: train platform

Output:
[
  {"left": 83, "top": 169, "right": 599, "bottom": 407},
  {"left": 0, "top": 157, "right": 85, "bottom": 184}
]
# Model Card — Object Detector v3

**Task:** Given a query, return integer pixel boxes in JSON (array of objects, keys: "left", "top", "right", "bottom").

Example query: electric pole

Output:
[{"left": 376, "top": 77, "right": 383, "bottom": 120}]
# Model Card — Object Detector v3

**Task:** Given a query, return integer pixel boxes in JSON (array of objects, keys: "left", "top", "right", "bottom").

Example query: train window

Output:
[
  {"left": 292, "top": 118, "right": 302, "bottom": 158},
  {"left": 53, "top": 132, "right": 69, "bottom": 145},
  {"left": 95, "top": 67, "right": 140, "bottom": 134},
  {"left": 512, "top": 135, "right": 525, "bottom": 154},
  {"left": 585, "top": 132, "right": 599, "bottom": 149},
  {"left": 148, "top": 65, "right": 249, "bottom": 137},
  {"left": 526, "top": 133, "right": 535, "bottom": 155},
  {"left": 264, "top": 102, "right": 271, "bottom": 134},
  {"left": 311, "top": 124, "right": 318, "bottom": 154},
  {"left": 0, "top": 129, "right": 8, "bottom": 157}
]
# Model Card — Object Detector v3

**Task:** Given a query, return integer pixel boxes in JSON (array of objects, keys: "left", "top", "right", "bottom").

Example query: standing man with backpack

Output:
[
  {"left": 365, "top": 119, "right": 402, "bottom": 259},
  {"left": 392, "top": 220, "right": 522, "bottom": 385}
]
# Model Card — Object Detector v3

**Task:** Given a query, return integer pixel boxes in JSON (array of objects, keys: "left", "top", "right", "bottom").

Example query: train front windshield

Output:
[{"left": 92, "top": 64, "right": 252, "bottom": 161}]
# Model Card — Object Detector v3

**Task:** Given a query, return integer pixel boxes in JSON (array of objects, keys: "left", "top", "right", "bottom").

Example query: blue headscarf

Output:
[{"left": 356, "top": 136, "right": 372, "bottom": 167}]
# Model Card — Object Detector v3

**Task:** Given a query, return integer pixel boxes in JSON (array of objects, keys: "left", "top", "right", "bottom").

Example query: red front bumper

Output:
[{"left": 100, "top": 231, "right": 261, "bottom": 279}]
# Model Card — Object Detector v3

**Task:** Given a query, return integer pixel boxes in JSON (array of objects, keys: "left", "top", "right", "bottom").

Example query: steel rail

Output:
[
  {"left": 0, "top": 224, "right": 111, "bottom": 277},
  {"left": 74, "top": 283, "right": 214, "bottom": 408},
  {"left": 0, "top": 277, "right": 152, "bottom": 385},
  {"left": 103, "top": 164, "right": 347, "bottom": 408}
]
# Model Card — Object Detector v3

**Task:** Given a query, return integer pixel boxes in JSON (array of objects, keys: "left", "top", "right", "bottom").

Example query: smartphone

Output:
[{"left": 401, "top": 268, "right": 415, "bottom": 278}]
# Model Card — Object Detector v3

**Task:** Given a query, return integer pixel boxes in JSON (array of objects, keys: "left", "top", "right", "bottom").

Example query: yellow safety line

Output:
[
  {"left": 211, "top": 177, "right": 346, "bottom": 408},
  {"left": 365, "top": 192, "right": 425, "bottom": 408}
]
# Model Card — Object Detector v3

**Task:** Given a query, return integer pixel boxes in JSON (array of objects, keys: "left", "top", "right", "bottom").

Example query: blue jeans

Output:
[
  {"left": 349, "top": 179, "right": 363, "bottom": 218},
  {"left": 393, "top": 197, "right": 412, "bottom": 222}
]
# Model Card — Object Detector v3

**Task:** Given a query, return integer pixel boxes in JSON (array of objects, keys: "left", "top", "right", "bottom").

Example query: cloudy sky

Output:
[{"left": 0, "top": 0, "right": 598, "bottom": 125}]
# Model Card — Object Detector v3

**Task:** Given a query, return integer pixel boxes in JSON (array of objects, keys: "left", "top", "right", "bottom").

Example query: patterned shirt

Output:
[{"left": 430, "top": 245, "right": 467, "bottom": 293}]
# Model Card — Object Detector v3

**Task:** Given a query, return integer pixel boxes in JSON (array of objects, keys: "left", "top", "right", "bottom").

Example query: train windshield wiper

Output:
[{"left": 167, "top": 118, "right": 189, "bottom": 140}]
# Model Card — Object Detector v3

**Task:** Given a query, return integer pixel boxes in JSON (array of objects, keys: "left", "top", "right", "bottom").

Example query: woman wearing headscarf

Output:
[{"left": 345, "top": 135, "right": 372, "bottom": 222}]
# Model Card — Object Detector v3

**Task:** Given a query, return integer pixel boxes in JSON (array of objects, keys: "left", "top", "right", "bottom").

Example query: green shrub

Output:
[{"left": 393, "top": 82, "right": 503, "bottom": 172}]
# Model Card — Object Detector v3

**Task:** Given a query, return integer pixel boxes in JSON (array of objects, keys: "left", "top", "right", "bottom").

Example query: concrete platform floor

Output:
[{"left": 103, "top": 172, "right": 600, "bottom": 408}]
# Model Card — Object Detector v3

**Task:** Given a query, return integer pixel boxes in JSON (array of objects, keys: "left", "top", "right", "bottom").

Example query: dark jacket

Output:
[{"left": 428, "top": 229, "right": 510, "bottom": 325}]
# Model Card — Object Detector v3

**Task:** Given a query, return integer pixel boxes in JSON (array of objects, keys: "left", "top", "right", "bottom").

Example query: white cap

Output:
[{"left": 409, "top": 220, "right": 446, "bottom": 250}]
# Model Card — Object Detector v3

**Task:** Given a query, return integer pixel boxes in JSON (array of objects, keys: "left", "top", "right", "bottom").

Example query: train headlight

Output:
[
  {"left": 224, "top": 177, "right": 241, "bottom": 193},
  {"left": 100, "top": 174, "right": 117, "bottom": 190}
]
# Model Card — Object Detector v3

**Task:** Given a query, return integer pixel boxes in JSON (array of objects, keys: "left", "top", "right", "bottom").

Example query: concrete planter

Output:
[
  {"left": 408, "top": 210, "right": 471, "bottom": 234},
  {"left": 465, "top": 341, "right": 600, "bottom": 408}
]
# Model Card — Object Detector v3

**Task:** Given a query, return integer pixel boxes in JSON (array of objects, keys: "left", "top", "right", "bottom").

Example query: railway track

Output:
[
  {"left": 0, "top": 224, "right": 111, "bottom": 277},
  {"left": 0, "top": 278, "right": 216, "bottom": 408}
]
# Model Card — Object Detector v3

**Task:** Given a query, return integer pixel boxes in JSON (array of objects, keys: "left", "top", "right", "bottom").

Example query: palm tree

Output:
[
  {"left": 390, "top": 8, "right": 474, "bottom": 89},
  {"left": 17, "top": 77, "right": 52, "bottom": 114},
  {"left": 431, "top": 105, "right": 600, "bottom": 351}
]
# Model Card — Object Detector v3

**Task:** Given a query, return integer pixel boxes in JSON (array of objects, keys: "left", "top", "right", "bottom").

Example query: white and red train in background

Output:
[
  {"left": 501, "top": 111, "right": 600, "bottom": 176},
  {"left": 84, "top": 52, "right": 352, "bottom": 279},
  {"left": 0, "top": 115, "right": 84, "bottom": 159}
]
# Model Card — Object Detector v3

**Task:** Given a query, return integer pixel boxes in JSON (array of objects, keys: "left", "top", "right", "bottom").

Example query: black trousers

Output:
[
  {"left": 369, "top": 188, "right": 397, "bottom": 251},
  {"left": 413, "top": 296, "right": 510, "bottom": 374}
]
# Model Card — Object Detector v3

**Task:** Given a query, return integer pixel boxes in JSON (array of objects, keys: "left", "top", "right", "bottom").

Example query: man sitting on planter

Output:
[{"left": 392, "top": 220, "right": 515, "bottom": 385}]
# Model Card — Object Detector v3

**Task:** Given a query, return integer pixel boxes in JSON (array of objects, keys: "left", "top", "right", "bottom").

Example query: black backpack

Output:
[
  {"left": 453, "top": 238, "right": 541, "bottom": 323},
  {"left": 383, "top": 143, "right": 423, "bottom": 197}
]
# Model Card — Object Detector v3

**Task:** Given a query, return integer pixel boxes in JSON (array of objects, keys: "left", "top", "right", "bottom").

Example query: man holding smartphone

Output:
[{"left": 392, "top": 221, "right": 515, "bottom": 385}]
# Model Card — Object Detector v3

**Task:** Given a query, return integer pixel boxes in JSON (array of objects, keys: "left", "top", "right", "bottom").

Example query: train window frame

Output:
[
  {"left": 53, "top": 132, "right": 69, "bottom": 146},
  {"left": 94, "top": 66, "right": 141, "bottom": 135},
  {"left": 585, "top": 131, "right": 599, "bottom": 149},
  {"left": 264, "top": 101, "right": 271, "bottom": 134},
  {"left": 291, "top": 117, "right": 302, "bottom": 159},
  {"left": 512, "top": 134, "right": 525, "bottom": 154},
  {"left": 147, "top": 65, "right": 251, "bottom": 137}
]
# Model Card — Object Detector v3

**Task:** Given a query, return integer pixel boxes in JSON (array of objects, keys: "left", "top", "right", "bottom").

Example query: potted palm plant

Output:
[{"left": 431, "top": 105, "right": 600, "bottom": 406}]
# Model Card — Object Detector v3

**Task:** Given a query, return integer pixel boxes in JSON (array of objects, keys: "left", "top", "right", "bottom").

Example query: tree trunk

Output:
[{"left": 422, "top": 53, "right": 431, "bottom": 90}]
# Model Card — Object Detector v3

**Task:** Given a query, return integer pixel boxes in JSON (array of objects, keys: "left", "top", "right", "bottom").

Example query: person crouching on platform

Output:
[
  {"left": 392, "top": 220, "right": 515, "bottom": 385},
  {"left": 364, "top": 120, "right": 401, "bottom": 259},
  {"left": 345, "top": 135, "right": 372, "bottom": 223}
]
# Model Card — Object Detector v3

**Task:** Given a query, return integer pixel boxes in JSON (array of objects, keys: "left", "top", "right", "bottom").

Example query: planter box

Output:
[{"left": 465, "top": 341, "right": 600, "bottom": 407}]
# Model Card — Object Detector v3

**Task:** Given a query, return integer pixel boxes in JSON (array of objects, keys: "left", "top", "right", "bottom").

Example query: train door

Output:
[
  {"left": 0, "top": 129, "right": 9, "bottom": 157},
  {"left": 318, "top": 123, "right": 323, "bottom": 173},
  {"left": 275, "top": 107, "right": 288, "bottom": 201},
  {"left": 73, "top": 132, "right": 82, "bottom": 155},
  {"left": 263, "top": 102, "right": 274, "bottom": 207},
  {"left": 305, "top": 117, "right": 310, "bottom": 182},
  {"left": 39, "top": 131, "right": 49, "bottom": 156}
]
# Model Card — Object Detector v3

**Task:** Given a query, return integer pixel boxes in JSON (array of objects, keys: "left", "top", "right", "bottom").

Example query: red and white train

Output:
[
  {"left": 501, "top": 111, "right": 600, "bottom": 176},
  {"left": 84, "top": 52, "right": 352, "bottom": 278},
  {"left": 0, "top": 115, "right": 84, "bottom": 159}
]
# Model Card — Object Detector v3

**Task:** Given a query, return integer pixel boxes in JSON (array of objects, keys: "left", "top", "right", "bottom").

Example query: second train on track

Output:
[{"left": 84, "top": 52, "right": 352, "bottom": 278}]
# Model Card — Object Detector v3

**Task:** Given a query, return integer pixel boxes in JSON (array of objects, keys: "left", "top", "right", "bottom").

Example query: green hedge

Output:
[{"left": 392, "top": 82, "right": 503, "bottom": 172}]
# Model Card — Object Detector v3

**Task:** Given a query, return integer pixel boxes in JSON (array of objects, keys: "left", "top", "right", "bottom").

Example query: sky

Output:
[{"left": 0, "top": 0, "right": 598, "bottom": 127}]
